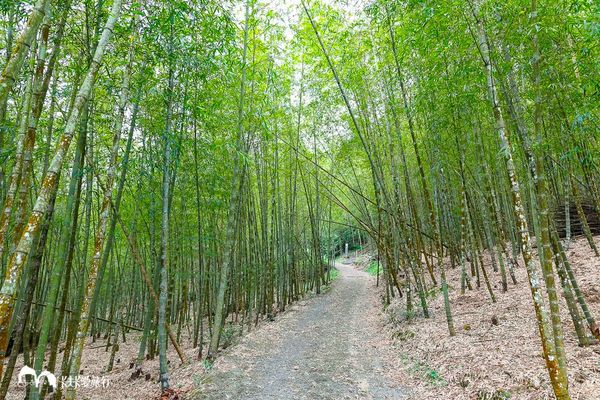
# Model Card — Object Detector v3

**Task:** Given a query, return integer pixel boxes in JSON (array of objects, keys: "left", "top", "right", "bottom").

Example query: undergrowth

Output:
[{"left": 365, "top": 261, "right": 382, "bottom": 276}]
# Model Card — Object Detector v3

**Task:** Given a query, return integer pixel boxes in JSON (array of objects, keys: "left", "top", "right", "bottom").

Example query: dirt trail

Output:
[{"left": 195, "top": 260, "right": 407, "bottom": 399}]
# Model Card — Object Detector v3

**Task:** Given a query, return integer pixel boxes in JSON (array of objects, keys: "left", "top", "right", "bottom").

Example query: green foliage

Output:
[
  {"left": 401, "top": 355, "right": 447, "bottom": 387},
  {"left": 329, "top": 268, "right": 339, "bottom": 281},
  {"left": 425, "top": 369, "right": 445, "bottom": 385},
  {"left": 365, "top": 261, "right": 381, "bottom": 276},
  {"left": 477, "top": 389, "right": 512, "bottom": 400},
  {"left": 0, "top": 0, "right": 596, "bottom": 396},
  {"left": 219, "top": 324, "right": 238, "bottom": 350},
  {"left": 202, "top": 359, "right": 213, "bottom": 371}
]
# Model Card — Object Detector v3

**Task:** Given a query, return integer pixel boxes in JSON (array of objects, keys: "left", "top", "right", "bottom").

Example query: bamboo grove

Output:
[
  {"left": 0, "top": 0, "right": 598, "bottom": 399},
  {"left": 0, "top": 1, "right": 338, "bottom": 398}
]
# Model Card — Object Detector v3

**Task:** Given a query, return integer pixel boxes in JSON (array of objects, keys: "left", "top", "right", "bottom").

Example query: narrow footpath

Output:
[{"left": 196, "top": 259, "right": 408, "bottom": 399}]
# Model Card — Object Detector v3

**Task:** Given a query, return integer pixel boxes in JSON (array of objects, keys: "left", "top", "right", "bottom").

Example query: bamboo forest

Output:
[{"left": 0, "top": 0, "right": 598, "bottom": 399}]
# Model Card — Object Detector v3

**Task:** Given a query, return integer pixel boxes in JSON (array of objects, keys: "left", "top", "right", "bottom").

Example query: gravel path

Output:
[{"left": 196, "top": 260, "right": 408, "bottom": 399}]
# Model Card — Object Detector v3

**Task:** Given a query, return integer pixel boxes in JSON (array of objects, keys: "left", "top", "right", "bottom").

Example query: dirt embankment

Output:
[{"left": 383, "top": 236, "right": 600, "bottom": 400}]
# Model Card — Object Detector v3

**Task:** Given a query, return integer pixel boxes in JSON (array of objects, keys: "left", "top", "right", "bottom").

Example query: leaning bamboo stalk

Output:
[
  {"left": 10, "top": 15, "right": 52, "bottom": 261},
  {"left": 570, "top": 172, "right": 599, "bottom": 256},
  {"left": 550, "top": 232, "right": 598, "bottom": 344},
  {"left": 208, "top": 0, "right": 252, "bottom": 359},
  {"left": 0, "top": 0, "right": 50, "bottom": 125},
  {"left": 551, "top": 230, "right": 600, "bottom": 340},
  {"left": 531, "top": 0, "right": 568, "bottom": 383},
  {"left": 0, "top": 74, "right": 32, "bottom": 268},
  {"left": 66, "top": 13, "right": 132, "bottom": 396},
  {"left": 26, "top": 10, "right": 71, "bottom": 397},
  {"left": 469, "top": 0, "right": 568, "bottom": 397},
  {"left": 158, "top": 15, "right": 176, "bottom": 391}
]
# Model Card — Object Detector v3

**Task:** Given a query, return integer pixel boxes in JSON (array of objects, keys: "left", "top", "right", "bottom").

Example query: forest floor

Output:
[
  {"left": 378, "top": 236, "right": 600, "bottom": 400},
  {"left": 5, "top": 258, "right": 407, "bottom": 399},
  {"left": 6, "top": 238, "right": 599, "bottom": 399}
]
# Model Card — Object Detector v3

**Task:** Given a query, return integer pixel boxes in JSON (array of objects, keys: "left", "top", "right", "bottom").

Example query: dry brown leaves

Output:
[
  {"left": 159, "top": 388, "right": 180, "bottom": 400},
  {"left": 383, "top": 236, "right": 600, "bottom": 400}
]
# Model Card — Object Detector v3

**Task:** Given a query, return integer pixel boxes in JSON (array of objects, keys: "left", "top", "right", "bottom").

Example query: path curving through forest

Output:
[{"left": 196, "top": 260, "right": 408, "bottom": 399}]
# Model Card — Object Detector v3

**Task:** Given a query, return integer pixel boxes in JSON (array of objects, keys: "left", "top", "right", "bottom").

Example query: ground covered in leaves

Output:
[{"left": 381, "top": 236, "right": 600, "bottom": 400}]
